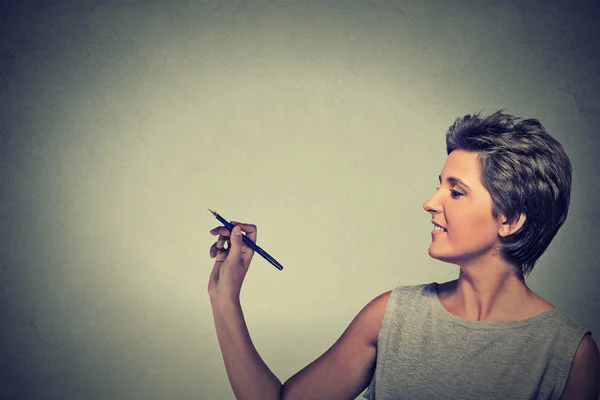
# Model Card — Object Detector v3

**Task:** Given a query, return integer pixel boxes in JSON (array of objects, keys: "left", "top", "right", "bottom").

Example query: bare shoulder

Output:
[
  {"left": 280, "top": 290, "right": 392, "bottom": 400},
  {"left": 362, "top": 290, "right": 392, "bottom": 345},
  {"left": 560, "top": 333, "right": 600, "bottom": 400}
]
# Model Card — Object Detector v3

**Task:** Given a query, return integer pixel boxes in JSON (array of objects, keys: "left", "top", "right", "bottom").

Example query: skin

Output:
[
  {"left": 208, "top": 149, "right": 599, "bottom": 399},
  {"left": 422, "top": 149, "right": 599, "bottom": 399},
  {"left": 209, "top": 223, "right": 383, "bottom": 399},
  {"left": 422, "top": 149, "right": 547, "bottom": 322}
]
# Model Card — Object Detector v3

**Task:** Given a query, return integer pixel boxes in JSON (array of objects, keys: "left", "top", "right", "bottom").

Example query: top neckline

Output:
[{"left": 428, "top": 282, "right": 560, "bottom": 330}]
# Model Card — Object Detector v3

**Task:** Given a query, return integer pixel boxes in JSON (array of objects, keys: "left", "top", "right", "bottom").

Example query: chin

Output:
[{"left": 428, "top": 246, "right": 460, "bottom": 264}]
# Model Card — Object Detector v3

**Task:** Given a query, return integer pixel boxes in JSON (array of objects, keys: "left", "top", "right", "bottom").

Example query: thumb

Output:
[{"left": 227, "top": 225, "right": 244, "bottom": 261}]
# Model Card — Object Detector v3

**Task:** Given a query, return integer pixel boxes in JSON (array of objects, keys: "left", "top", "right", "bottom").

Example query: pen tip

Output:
[{"left": 208, "top": 208, "right": 214, "bottom": 214}]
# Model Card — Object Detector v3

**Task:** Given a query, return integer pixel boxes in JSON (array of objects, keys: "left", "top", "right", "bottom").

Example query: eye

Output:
[{"left": 450, "top": 189, "right": 463, "bottom": 199}]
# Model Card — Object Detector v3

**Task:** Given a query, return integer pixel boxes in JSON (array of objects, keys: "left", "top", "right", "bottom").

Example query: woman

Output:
[{"left": 208, "top": 111, "right": 599, "bottom": 399}]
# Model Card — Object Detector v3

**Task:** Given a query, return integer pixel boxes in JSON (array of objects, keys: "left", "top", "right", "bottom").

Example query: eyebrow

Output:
[{"left": 438, "top": 175, "right": 471, "bottom": 189}]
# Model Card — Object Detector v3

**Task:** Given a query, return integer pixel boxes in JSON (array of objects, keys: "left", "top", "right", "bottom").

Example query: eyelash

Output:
[
  {"left": 435, "top": 187, "right": 464, "bottom": 199},
  {"left": 450, "top": 189, "right": 463, "bottom": 199}
]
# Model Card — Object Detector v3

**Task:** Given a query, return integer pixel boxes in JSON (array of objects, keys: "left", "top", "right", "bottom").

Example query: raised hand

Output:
[{"left": 208, "top": 222, "right": 257, "bottom": 302}]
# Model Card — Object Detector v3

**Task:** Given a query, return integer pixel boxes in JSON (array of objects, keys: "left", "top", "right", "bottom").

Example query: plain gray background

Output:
[{"left": 1, "top": 1, "right": 599, "bottom": 399}]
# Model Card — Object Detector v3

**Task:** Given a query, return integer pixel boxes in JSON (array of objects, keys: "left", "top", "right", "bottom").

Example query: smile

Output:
[{"left": 432, "top": 223, "right": 447, "bottom": 232}]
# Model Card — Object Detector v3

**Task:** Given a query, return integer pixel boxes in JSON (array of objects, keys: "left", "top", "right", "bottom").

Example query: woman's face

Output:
[{"left": 423, "top": 149, "right": 503, "bottom": 265}]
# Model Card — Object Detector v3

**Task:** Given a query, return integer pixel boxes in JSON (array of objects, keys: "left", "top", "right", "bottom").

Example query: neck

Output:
[{"left": 446, "top": 258, "right": 533, "bottom": 322}]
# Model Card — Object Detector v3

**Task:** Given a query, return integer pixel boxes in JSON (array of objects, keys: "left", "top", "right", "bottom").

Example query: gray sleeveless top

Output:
[{"left": 363, "top": 282, "right": 590, "bottom": 400}]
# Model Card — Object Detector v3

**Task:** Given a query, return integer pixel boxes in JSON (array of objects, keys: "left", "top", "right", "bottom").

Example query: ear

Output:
[{"left": 499, "top": 213, "right": 526, "bottom": 237}]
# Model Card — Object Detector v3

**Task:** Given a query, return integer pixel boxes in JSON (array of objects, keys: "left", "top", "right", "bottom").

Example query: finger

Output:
[
  {"left": 230, "top": 222, "right": 257, "bottom": 243},
  {"left": 215, "top": 247, "right": 228, "bottom": 262},
  {"left": 210, "top": 241, "right": 229, "bottom": 259},
  {"left": 216, "top": 235, "right": 230, "bottom": 249},
  {"left": 230, "top": 224, "right": 256, "bottom": 267},
  {"left": 209, "top": 255, "right": 222, "bottom": 292},
  {"left": 210, "top": 226, "right": 232, "bottom": 236},
  {"left": 227, "top": 225, "right": 244, "bottom": 263}
]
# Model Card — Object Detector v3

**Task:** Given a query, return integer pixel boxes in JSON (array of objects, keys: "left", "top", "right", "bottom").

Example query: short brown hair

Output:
[{"left": 446, "top": 111, "right": 572, "bottom": 277}]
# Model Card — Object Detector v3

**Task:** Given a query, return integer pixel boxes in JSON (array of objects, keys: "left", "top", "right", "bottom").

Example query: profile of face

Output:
[{"left": 422, "top": 149, "right": 510, "bottom": 266}]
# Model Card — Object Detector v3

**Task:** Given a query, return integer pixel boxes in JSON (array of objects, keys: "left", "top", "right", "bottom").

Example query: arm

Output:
[
  {"left": 209, "top": 222, "right": 279, "bottom": 400},
  {"left": 281, "top": 291, "right": 390, "bottom": 400},
  {"left": 559, "top": 333, "right": 600, "bottom": 400},
  {"left": 211, "top": 289, "right": 390, "bottom": 400},
  {"left": 208, "top": 222, "right": 390, "bottom": 400},
  {"left": 211, "top": 297, "right": 282, "bottom": 400}
]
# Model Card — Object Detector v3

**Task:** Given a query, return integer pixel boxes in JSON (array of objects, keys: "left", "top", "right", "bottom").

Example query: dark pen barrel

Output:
[
  {"left": 241, "top": 233, "right": 260, "bottom": 251},
  {"left": 256, "top": 247, "right": 284, "bottom": 270}
]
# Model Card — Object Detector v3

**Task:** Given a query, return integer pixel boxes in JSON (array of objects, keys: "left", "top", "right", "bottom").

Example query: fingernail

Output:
[{"left": 235, "top": 227, "right": 241, "bottom": 236}]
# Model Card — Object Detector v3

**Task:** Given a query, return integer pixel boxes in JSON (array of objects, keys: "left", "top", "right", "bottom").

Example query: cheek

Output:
[{"left": 448, "top": 207, "right": 498, "bottom": 240}]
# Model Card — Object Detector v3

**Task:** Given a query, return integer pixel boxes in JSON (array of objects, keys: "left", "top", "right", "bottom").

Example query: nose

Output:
[{"left": 423, "top": 189, "right": 442, "bottom": 215}]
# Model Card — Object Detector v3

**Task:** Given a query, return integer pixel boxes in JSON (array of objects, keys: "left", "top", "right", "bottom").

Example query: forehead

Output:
[{"left": 441, "top": 150, "right": 482, "bottom": 183}]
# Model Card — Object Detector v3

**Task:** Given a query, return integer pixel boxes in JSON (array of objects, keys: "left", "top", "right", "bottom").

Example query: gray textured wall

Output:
[{"left": 1, "top": 1, "right": 599, "bottom": 399}]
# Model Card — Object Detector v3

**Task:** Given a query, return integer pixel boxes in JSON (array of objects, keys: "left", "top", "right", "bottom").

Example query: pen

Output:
[{"left": 209, "top": 209, "right": 284, "bottom": 271}]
